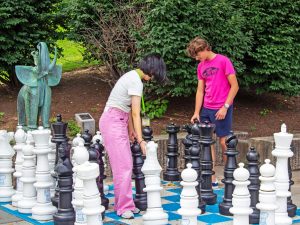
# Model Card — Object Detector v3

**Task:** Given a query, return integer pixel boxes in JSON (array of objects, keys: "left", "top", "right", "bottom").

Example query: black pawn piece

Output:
[
  {"left": 131, "top": 139, "right": 147, "bottom": 211},
  {"left": 51, "top": 114, "right": 69, "bottom": 207},
  {"left": 142, "top": 126, "right": 153, "bottom": 142},
  {"left": 287, "top": 144, "right": 297, "bottom": 217},
  {"left": 163, "top": 123, "right": 181, "bottom": 181},
  {"left": 82, "top": 129, "right": 93, "bottom": 149},
  {"left": 53, "top": 142, "right": 75, "bottom": 225},
  {"left": 189, "top": 120, "right": 206, "bottom": 213},
  {"left": 182, "top": 124, "right": 193, "bottom": 166},
  {"left": 246, "top": 146, "right": 260, "bottom": 223},
  {"left": 199, "top": 121, "right": 217, "bottom": 205},
  {"left": 219, "top": 134, "right": 239, "bottom": 216},
  {"left": 94, "top": 139, "right": 109, "bottom": 210}
]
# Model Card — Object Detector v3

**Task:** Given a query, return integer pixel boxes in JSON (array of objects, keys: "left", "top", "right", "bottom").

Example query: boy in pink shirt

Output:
[{"left": 187, "top": 37, "right": 239, "bottom": 186}]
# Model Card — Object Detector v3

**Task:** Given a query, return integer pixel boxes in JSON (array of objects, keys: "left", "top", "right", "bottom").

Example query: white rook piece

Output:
[
  {"left": 272, "top": 124, "right": 293, "bottom": 225},
  {"left": 72, "top": 142, "right": 90, "bottom": 225},
  {"left": 0, "top": 130, "right": 15, "bottom": 202},
  {"left": 229, "top": 163, "right": 253, "bottom": 225},
  {"left": 256, "top": 159, "right": 277, "bottom": 225},
  {"left": 12, "top": 125, "right": 26, "bottom": 207},
  {"left": 77, "top": 161, "right": 104, "bottom": 225},
  {"left": 177, "top": 163, "right": 201, "bottom": 225},
  {"left": 18, "top": 140, "right": 37, "bottom": 213},
  {"left": 142, "top": 141, "right": 168, "bottom": 225},
  {"left": 31, "top": 127, "right": 57, "bottom": 220}
]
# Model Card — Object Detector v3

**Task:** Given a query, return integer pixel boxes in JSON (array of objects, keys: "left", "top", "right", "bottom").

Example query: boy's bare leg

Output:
[
  {"left": 211, "top": 143, "right": 217, "bottom": 183},
  {"left": 219, "top": 136, "right": 227, "bottom": 163}
]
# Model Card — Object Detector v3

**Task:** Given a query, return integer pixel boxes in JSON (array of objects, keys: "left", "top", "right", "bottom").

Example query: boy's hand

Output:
[
  {"left": 190, "top": 113, "right": 200, "bottom": 123},
  {"left": 215, "top": 107, "right": 227, "bottom": 120}
]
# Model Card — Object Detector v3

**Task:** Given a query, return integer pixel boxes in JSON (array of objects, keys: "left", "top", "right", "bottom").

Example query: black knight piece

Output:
[
  {"left": 182, "top": 124, "right": 193, "bottom": 166},
  {"left": 219, "top": 134, "right": 239, "bottom": 216},
  {"left": 131, "top": 139, "right": 147, "bottom": 211},
  {"left": 199, "top": 121, "right": 217, "bottom": 205},
  {"left": 246, "top": 146, "right": 260, "bottom": 223},
  {"left": 163, "top": 123, "right": 181, "bottom": 181}
]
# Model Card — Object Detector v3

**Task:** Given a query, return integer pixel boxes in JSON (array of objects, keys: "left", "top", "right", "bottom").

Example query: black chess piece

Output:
[
  {"left": 199, "top": 121, "right": 217, "bottom": 205},
  {"left": 287, "top": 144, "right": 297, "bottom": 217},
  {"left": 53, "top": 142, "right": 75, "bottom": 225},
  {"left": 142, "top": 126, "right": 153, "bottom": 142},
  {"left": 246, "top": 146, "right": 260, "bottom": 223},
  {"left": 94, "top": 139, "right": 109, "bottom": 210},
  {"left": 82, "top": 129, "right": 93, "bottom": 149},
  {"left": 182, "top": 124, "right": 193, "bottom": 166},
  {"left": 131, "top": 139, "right": 147, "bottom": 211},
  {"left": 189, "top": 120, "right": 206, "bottom": 213},
  {"left": 163, "top": 123, "right": 181, "bottom": 181},
  {"left": 219, "top": 134, "right": 239, "bottom": 216},
  {"left": 51, "top": 114, "right": 69, "bottom": 207}
]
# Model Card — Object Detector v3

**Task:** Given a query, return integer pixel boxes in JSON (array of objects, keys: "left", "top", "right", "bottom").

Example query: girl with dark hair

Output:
[{"left": 99, "top": 54, "right": 167, "bottom": 219}]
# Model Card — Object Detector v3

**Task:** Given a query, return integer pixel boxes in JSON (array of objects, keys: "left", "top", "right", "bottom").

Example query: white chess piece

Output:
[
  {"left": 31, "top": 127, "right": 57, "bottom": 220},
  {"left": 12, "top": 125, "right": 26, "bottom": 207},
  {"left": 256, "top": 159, "right": 277, "bottom": 225},
  {"left": 229, "top": 163, "right": 253, "bottom": 225},
  {"left": 18, "top": 140, "right": 37, "bottom": 213},
  {"left": 72, "top": 142, "right": 90, "bottom": 225},
  {"left": 0, "top": 130, "right": 15, "bottom": 202},
  {"left": 48, "top": 135, "right": 56, "bottom": 197},
  {"left": 73, "top": 133, "right": 85, "bottom": 147},
  {"left": 142, "top": 141, "right": 168, "bottom": 225},
  {"left": 77, "top": 161, "right": 105, "bottom": 225},
  {"left": 177, "top": 163, "right": 201, "bottom": 225},
  {"left": 272, "top": 124, "right": 293, "bottom": 225},
  {"left": 92, "top": 131, "right": 103, "bottom": 144}
]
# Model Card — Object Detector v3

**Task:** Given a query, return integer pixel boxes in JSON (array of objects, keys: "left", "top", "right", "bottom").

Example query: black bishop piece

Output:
[
  {"left": 199, "top": 121, "right": 217, "bottom": 205},
  {"left": 163, "top": 123, "right": 181, "bottom": 181},
  {"left": 246, "top": 146, "right": 260, "bottom": 224},
  {"left": 219, "top": 134, "right": 239, "bottom": 216}
]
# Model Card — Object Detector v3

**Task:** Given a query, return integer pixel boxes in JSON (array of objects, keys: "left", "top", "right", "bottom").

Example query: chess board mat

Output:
[{"left": 0, "top": 181, "right": 300, "bottom": 225}]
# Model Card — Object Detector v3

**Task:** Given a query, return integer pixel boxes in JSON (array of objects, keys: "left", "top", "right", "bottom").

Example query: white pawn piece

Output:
[
  {"left": 73, "top": 133, "right": 85, "bottom": 147},
  {"left": 72, "top": 142, "right": 90, "bottom": 225},
  {"left": 142, "top": 141, "right": 168, "bottom": 225},
  {"left": 272, "top": 124, "right": 293, "bottom": 225},
  {"left": 48, "top": 135, "right": 56, "bottom": 197},
  {"left": 31, "top": 127, "right": 57, "bottom": 220},
  {"left": 177, "top": 163, "right": 201, "bottom": 225},
  {"left": 77, "top": 161, "right": 104, "bottom": 225},
  {"left": 12, "top": 125, "right": 26, "bottom": 207},
  {"left": 18, "top": 140, "right": 37, "bottom": 213},
  {"left": 229, "top": 163, "right": 253, "bottom": 225},
  {"left": 256, "top": 159, "right": 277, "bottom": 225},
  {"left": 0, "top": 130, "right": 15, "bottom": 202},
  {"left": 26, "top": 130, "right": 35, "bottom": 146},
  {"left": 92, "top": 131, "right": 103, "bottom": 144}
]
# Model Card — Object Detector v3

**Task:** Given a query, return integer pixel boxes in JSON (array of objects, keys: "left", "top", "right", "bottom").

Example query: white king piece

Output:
[
  {"left": 141, "top": 141, "right": 168, "bottom": 225},
  {"left": 272, "top": 124, "right": 293, "bottom": 225}
]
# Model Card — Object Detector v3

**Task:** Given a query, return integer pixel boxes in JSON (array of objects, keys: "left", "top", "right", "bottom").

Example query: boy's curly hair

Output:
[{"left": 186, "top": 37, "right": 211, "bottom": 58}]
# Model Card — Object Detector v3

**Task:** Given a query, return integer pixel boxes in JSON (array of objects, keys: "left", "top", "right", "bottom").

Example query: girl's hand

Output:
[
  {"left": 215, "top": 107, "right": 227, "bottom": 120},
  {"left": 140, "top": 140, "right": 147, "bottom": 155},
  {"left": 129, "top": 130, "right": 137, "bottom": 142}
]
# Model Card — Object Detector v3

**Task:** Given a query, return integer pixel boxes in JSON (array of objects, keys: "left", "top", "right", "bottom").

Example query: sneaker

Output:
[
  {"left": 212, "top": 179, "right": 219, "bottom": 189},
  {"left": 121, "top": 210, "right": 134, "bottom": 219},
  {"left": 133, "top": 208, "right": 140, "bottom": 214}
]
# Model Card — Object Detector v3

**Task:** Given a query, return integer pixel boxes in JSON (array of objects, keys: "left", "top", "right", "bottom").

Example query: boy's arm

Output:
[
  {"left": 215, "top": 74, "right": 239, "bottom": 120},
  {"left": 191, "top": 80, "right": 205, "bottom": 123}
]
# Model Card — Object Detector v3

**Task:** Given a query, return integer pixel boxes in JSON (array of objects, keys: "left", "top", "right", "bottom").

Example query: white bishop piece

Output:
[
  {"left": 256, "top": 159, "right": 277, "bottom": 225},
  {"left": 77, "top": 161, "right": 105, "bottom": 225},
  {"left": 229, "top": 163, "right": 253, "bottom": 225},
  {"left": 72, "top": 142, "right": 90, "bottom": 225},
  {"left": 18, "top": 140, "right": 37, "bottom": 213},
  {"left": 12, "top": 125, "right": 26, "bottom": 207},
  {"left": 272, "top": 124, "right": 293, "bottom": 225},
  {"left": 177, "top": 163, "right": 201, "bottom": 225},
  {"left": 0, "top": 130, "right": 15, "bottom": 202},
  {"left": 31, "top": 127, "right": 57, "bottom": 220},
  {"left": 142, "top": 141, "right": 168, "bottom": 225}
]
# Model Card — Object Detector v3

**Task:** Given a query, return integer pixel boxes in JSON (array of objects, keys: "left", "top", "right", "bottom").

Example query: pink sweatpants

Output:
[{"left": 99, "top": 107, "right": 135, "bottom": 215}]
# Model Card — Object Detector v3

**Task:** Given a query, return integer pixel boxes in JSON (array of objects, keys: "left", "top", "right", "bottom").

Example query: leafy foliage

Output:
[
  {"left": 144, "top": 99, "right": 169, "bottom": 119},
  {"left": 0, "top": 0, "right": 66, "bottom": 86},
  {"left": 67, "top": 119, "right": 81, "bottom": 138}
]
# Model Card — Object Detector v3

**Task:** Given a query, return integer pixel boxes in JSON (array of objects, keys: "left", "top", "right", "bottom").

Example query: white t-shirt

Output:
[{"left": 105, "top": 70, "right": 143, "bottom": 113}]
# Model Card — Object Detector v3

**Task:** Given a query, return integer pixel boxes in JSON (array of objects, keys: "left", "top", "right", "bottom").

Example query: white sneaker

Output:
[
  {"left": 121, "top": 210, "right": 134, "bottom": 219},
  {"left": 133, "top": 208, "right": 140, "bottom": 214}
]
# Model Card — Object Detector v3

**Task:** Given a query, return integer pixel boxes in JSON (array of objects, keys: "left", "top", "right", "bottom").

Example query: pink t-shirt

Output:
[{"left": 197, "top": 54, "right": 236, "bottom": 109}]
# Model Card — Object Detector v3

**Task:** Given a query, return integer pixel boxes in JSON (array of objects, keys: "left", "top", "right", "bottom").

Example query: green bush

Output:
[{"left": 67, "top": 120, "right": 81, "bottom": 138}]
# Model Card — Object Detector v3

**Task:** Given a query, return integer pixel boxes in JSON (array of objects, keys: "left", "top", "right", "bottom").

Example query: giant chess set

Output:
[{"left": 0, "top": 114, "right": 299, "bottom": 225}]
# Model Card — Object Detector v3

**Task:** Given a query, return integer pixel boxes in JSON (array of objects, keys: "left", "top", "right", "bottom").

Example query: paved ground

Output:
[{"left": 0, "top": 167, "right": 299, "bottom": 225}]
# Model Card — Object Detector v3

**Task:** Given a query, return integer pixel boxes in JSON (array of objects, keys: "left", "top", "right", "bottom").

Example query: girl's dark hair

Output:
[{"left": 138, "top": 53, "right": 167, "bottom": 83}]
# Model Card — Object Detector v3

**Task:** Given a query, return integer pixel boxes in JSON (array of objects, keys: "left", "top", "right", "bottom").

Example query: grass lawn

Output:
[{"left": 56, "top": 39, "right": 99, "bottom": 72}]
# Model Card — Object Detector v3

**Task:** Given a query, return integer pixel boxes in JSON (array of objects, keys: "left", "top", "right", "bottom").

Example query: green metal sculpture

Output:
[{"left": 16, "top": 42, "right": 62, "bottom": 130}]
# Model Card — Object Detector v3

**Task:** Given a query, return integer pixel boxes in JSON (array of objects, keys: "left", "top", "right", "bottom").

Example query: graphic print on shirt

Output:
[{"left": 202, "top": 67, "right": 219, "bottom": 78}]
